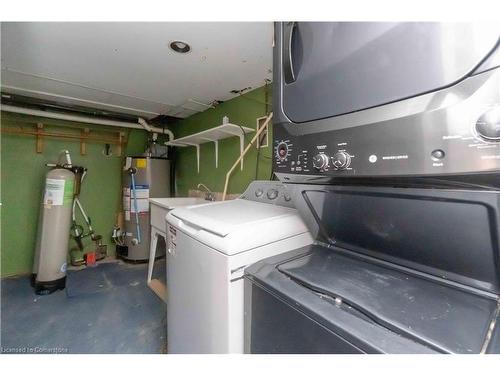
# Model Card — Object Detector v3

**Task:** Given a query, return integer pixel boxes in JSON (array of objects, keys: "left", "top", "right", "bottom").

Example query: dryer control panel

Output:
[{"left": 273, "top": 69, "right": 500, "bottom": 180}]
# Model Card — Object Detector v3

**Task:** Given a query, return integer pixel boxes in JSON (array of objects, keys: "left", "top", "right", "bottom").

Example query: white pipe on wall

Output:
[
  {"left": 138, "top": 117, "right": 174, "bottom": 141},
  {"left": 2, "top": 104, "right": 141, "bottom": 128},
  {"left": 1, "top": 105, "right": 174, "bottom": 140}
]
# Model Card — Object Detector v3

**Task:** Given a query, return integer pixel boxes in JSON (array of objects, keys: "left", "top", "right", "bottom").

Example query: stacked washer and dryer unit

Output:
[{"left": 244, "top": 23, "right": 500, "bottom": 354}]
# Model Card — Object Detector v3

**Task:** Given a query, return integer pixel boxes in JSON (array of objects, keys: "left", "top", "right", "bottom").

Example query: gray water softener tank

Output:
[
  {"left": 117, "top": 156, "right": 171, "bottom": 262},
  {"left": 32, "top": 167, "right": 75, "bottom": 294}
]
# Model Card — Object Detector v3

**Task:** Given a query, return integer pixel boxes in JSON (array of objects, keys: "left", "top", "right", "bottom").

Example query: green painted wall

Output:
[
  {"left": 0, "top": 112, "right": 148, "bottom": 277},
  {"left": 0, "top": 84, "right": 272, "bottom": 277},
  {"left": 173, "top": 84, "right": 273, "bottom": 196}
]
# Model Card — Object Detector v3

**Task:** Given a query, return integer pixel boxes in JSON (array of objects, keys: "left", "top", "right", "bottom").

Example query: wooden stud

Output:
[
  {"left": 36, "top": 123, "right": 44, "bottom": 153},
  {"left": 80, "top": 128, "right": 90, "bottom": 155},
  {"left": 117, "top": 132, "right": 125, "bottom": 157}
]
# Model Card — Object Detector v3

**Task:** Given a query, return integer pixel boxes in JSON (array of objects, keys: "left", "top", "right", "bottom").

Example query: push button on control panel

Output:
[
  {"left": 431, "top": 149, "right": 445, "bottom": 160},
  {"left": 255, "top": 188, "right": 264, "bottom": 197}
]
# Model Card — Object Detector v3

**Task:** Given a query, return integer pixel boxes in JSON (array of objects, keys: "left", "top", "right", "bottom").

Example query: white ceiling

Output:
[{"left": 1, "top": 22, "right": 273, "bottom": 119}]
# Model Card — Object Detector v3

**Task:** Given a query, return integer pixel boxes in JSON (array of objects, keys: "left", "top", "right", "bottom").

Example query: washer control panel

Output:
[{"left": 240, "top": 181, "right": 295, "bottom": 208}]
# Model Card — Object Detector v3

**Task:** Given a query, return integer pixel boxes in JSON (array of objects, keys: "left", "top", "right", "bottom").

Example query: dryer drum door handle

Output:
[{"left": 283, "top": 21, "right": 297, "bottom": 84}]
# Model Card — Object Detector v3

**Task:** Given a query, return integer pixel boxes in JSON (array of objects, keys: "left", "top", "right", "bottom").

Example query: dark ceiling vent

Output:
[
  {"left": 230, "top": 87, "right": 252, "bottom": 95},
  {"left": 149, "top": 114, "right": 181, "bottom": 126}
]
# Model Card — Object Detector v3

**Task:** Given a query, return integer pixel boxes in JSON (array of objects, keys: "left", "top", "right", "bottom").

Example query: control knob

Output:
[
  {"left": 266, "top": 189, "right": 278, "bottom": 200},
  {"left": 475, "top": 106, "right": 500, "bottom": 141},
  {"left": 331, "top": 151, "right": 351, "bottom": 170},
  {"left": 276, "top": 142, "right": 289, "bottom": 161},
  {"left": 312, "top": 153, "right": 329, "bottom": 170}
]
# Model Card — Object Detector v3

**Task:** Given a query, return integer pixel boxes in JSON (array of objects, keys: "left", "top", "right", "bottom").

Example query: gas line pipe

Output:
[{"left": 222, "top": 112, "right": 273, "bottom": 201}]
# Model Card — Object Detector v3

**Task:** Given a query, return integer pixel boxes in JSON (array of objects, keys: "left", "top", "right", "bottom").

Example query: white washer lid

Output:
[
  {"left": 168, "top": 199, "right": 310, "bottom": 255},
  {"left": 170, "top": 199, "right": 294, "bottom": 236},
  {"left": 149, "top": 197, "right": 206, "bottom": 210}
]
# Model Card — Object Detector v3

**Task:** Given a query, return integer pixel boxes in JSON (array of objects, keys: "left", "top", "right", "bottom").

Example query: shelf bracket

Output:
[
  {"left": 200, "top": 137, "right": 219, "bottom": 168},
  {"left": 182, "top": 142, "right": 200, "bottom": 173},
  {"left": 219, "top": 129, "right": 245, "bottom": 170},
  {"left": 195, "top": 144, "right": 200, "bottom": 173},
  {"left": 239, "top": 134, "right": 244, "bottom": 170},
  {"left": 214, "top": 140, "right": 219, "bottom": 168}
]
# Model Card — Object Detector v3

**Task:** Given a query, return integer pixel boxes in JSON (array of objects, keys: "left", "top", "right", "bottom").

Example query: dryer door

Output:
[{"left": 280, "top": 22, "right": 499, "bottom": 123}]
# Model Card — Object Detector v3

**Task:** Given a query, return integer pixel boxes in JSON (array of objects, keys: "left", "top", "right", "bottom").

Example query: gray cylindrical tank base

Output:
[{"left": 32, "top": 167, "right": 75, "bottom": 295}]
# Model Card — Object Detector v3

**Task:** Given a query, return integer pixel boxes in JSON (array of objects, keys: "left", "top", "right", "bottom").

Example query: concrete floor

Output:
[{"left": 1, "top": 259, "right": 167, "bottom": 354}]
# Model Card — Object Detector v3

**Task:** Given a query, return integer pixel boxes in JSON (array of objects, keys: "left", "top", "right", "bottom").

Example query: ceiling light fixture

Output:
[{"left": 169, "top": 41, "right": 191, "bottom": 54}]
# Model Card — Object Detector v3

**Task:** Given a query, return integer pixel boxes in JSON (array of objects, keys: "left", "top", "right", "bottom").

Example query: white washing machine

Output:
[{"left": 165, "top": 181, "right": 313, "bottom": 353}]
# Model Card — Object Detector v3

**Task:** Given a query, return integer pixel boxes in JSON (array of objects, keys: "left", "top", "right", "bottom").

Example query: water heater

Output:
[{"left": 116, "top": 156, "right": 171, "bottom": 261}]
